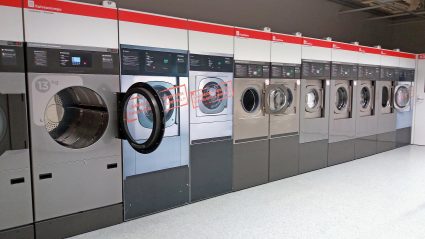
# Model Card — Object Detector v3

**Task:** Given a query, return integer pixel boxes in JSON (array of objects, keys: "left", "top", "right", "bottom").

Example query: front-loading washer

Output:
[
  {"left": 395, "top": 69, "right": 414, "bottom": 147},
  {"left": 0, "top": 1, "right": 33, "bottom": 236},
  {"left": 328, "top": 63, "right": 357, "bottom": 166},
  {"left": 376, "top": 67, "right": 397, "bottom": 153}
]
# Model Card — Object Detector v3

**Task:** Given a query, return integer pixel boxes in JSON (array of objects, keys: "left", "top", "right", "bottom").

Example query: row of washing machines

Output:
[{"left": 0, "top": 1, "right": 417, "bottom": 239}]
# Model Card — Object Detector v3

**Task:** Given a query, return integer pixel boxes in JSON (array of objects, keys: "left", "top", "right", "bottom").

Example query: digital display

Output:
[
  {"left": 60, "top": 51, "right": 91, "bottom": 67},
  {"left": 71, "top": 57, "right": 81, "bottom": 66}
]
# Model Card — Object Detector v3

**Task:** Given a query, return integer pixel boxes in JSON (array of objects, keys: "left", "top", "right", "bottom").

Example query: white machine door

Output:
[
  {"left": 265, "top": 84, "right": 291, "bottom": 114},
  {"left": 381, "top": 83, "right": 393, "bottom": 114},
  {"left": 394, "top": 85, "right": 411, "bottom": 112},
  {"left": 305, "top": 83, "right": 323, "bottom": 119},
  {"left": 197, "top": 77, "right": 227, "bottom": 115}
]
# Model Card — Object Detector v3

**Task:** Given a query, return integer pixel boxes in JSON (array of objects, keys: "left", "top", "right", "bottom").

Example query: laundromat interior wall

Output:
[{"left": 77, "top": 0, "right": 423, "bottom": 53}]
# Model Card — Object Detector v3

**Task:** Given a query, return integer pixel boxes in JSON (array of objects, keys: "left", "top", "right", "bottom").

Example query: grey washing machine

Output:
[
  {"left": 233, "top": 61, "right": 270, "bottom": 191},
  {"left": 395, "top": 69, "right": 415, "bottom": 147},
  {"left": 355, "top": 65, "right": 380, "bottom": 159},
  {"left": 120, "top": 46, "right": 190, "bottom": 220},
  {"left": 299, "top": 61, "right": 330, "bottom": 173},
  {"left": 189, "top": 54, "right": 233, "bottom": 201},
  {"left": 0, "top": 41, "right": 34, "bottom": 238},
  {"left": 376, "top": 67, "right": 397, "bottom": 153},
  {"left": 26, "top": 44, "right": 123, "bottom": 238},
  {"left": 268, "top": 64, "right": 300, "bottom": 181},
  {"left": 328, "top": 63, "right": 357, "bottom": 166}
]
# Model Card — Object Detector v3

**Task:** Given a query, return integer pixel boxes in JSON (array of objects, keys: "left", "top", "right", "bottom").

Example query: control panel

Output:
[
  {"left": 331, "top": 63, "right": 358, "bottom": 80},
  {"left": 234, "top": 62, "right": 270, "bottom": 78},
  {"left": 0, "top": 41, "right": 24, "bottom": 73},
  {"left": 189, "top": 54, "right": 233, "bottom": 72},
  {"left": 358, "top": 65, "right": 380, "bottom": 81},
  {"left": 301, "top": 61, "right": 331, "bottom": 79},
  {"left": 271, "top": 64, "right": 301, "bottom": 79},
  {"left": 380, "top": 67, "right": 397, "bottom": 81},
  {"left": 399, "top": 69, "right": 415, "bottom": 82}
]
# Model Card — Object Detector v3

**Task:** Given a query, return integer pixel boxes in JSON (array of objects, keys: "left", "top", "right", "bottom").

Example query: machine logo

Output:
[{"left": 35, "top": 78, "right": 50, "bottom": 93}]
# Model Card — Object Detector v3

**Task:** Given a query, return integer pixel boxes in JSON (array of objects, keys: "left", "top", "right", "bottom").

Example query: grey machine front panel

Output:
[
  {"left": 376, "top": 67, "right": 397, "bottom": 153},
  {"left": 355, "top": 65, "right": 380, "bottom": 159},
  {"left": 395, "top": 69, "right": 414, "bottom": 148},
  {"left": 328, "top": 63, "right": 357, "bottom": 166},
  {"left": 299, "top": 61, "right": 330, "bottom": 173},
  {"left": 26, "top": 44, "right": 123, "bottom": 226},
  {"left": 396, "top": 127, "right": 411, "bottom": 148},
  {"left": 0, "top": 42, "right": 33, "bottom": 233},
  {"left": 269, "top": 64, "right": 300, "bottom": 181},
  {"left": 0, "top": 224, "right": 34, "bottom": 239},
  {"left": 189, "top": 54, "right": 234, "bottom": 201},
  {"left": 120, "top": 46, "right": 190, "bottom": 219},
  {"left": 233, "top": 62, "right": 269, "bottom": 190}
]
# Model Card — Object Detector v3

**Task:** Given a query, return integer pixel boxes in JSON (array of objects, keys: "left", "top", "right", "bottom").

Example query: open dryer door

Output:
[
  {"left": 265, "top": 84, "right": 291, "bottom": 115},
  {"left": 119, "top": 82, "right": 165, "bottom": 154}
]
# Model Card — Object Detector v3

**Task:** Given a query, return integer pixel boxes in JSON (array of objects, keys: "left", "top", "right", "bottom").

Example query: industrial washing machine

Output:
[
  {"left": 328, "top": 63, "right": 357, "bottom": 166},
  {"left": 118, "top": 9, "right": 190, "bottom": 219},
  {"left": 24, "top": 1, "right": 123, "bottom": 238},
  {"left": 188, "top": 20, "right": 234, "bottom": 201},
  {"left": 0, "top": 1, "right": 33, "bottom": 238},
  {"left": 395, "top": 68, "right": 415, "bottom": 147},
  {"left": 268, "top": 32, "right": 302, "bottom": 181},
  {"left": 233, "top": 27, "right": 271, "bottom": 191},
  {"left": 376, "top": 66, "right": 397, "bottom": 153}
]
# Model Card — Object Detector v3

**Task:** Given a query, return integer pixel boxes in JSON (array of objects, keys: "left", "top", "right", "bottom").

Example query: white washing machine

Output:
[
  {"left": 24, "top": 1, "right": 123, "bottom": 238},
  {"left": 395, "top": 69, "right": 415, "bottom": 147},
  {"left": 0, "top": 1, "right": 33, "bottom": 238}
]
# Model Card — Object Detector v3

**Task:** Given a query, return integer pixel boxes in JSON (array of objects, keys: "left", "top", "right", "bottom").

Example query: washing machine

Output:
[
  {"left": 376, "top": 67, "right": 397, "bottom": 153},
  {"left": 118, "top": 9, "right": 190, "bottom": 219},
  {"left": 24, "top": 1, "right": 123, "bottom": 238},
  {"left": 0, "top": 1, "right": 34, "bottom": 238},
  {"left": 188, "top": 20, "right": 234, "bottom": 201},
  {"left": 233, "top": 28, "right": 271, "bottom": 191},
  {"left": 328, "top": 63, "right": 357, "bottom": 166},
  {"left": 395, "top": 69, "right": 415, "bottom": 147}
]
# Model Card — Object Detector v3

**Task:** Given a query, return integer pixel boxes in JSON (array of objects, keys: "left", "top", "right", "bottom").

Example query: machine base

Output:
[
  {"left": 299, "top": 140, "right": 328, "bottom": 174},
  {"left": 124, "top": 166, "right": 189, "bottom": 220},
  {"left": 35, "top": 204, "right": 122, "bottom": 239},
  {"left": 328, "top": 139, "right": 355, "bottom": 166},
  {"left": 354, "top": 135, "right": 377, "bottom": 159},
  {"left": 233, "top": 140, "right": 269, "bottom": 191},
  {"left": 269, "top": 135, "right": 299, "bottom": 181},
  {"left": 0, "top": 224, "right": 34, "bottom": 239},
  {"left": 190, "top": 140, "right": 233, "bottom": 202},
  {"left": 396, "top": 127, "right": 411, "bottom": 148},
  {"left": 377, "top": 131, "right": 396, "bottom": 153}
]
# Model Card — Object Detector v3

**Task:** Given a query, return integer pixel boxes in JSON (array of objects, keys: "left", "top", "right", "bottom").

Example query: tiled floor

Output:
[{"left": 72, "top": 145, "right": 425, "bottom": 239}]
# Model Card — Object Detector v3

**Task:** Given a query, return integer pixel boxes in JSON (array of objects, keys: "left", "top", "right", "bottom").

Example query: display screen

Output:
[{"left": 60, "top": 51, "right": 92, "bottom": 67}]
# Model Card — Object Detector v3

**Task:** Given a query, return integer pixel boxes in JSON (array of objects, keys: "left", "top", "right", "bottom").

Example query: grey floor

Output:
[{"left": 72, "top": 145, "right": 425, "bottom": 239}]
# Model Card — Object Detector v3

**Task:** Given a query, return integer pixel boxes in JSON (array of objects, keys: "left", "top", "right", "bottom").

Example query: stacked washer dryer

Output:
[
  {"left": 355, "top": 45, "right": 381, "bottom": 159},
  {"left": 268, "top": 33, "right": 302, "bottom": 181},
  {"left": 0, "top": 1, "right": 33, "bottom": 238},
  {"left": 376, "top": 49, "right": 399, "bottom": 153},
  {"left": 188, "top": 20, "right": 234, "bottom": 201},
  {"left": 118, "top": 9, "right": 190, "bottom": 219},
  {"left": 299, "top": 37, "right": 331, "bottom": 173},
  {"left": 395, "top": 52, "right": 416, "bottom": 148},
  {"left": 328, "top": 42, "right": 359, "bottom": 166},
  {"left": 24, "top": 1, "right": 123, "bottom": 238},
  {"left": 233, "top": 28, "right": 271, "bottom": 190}
]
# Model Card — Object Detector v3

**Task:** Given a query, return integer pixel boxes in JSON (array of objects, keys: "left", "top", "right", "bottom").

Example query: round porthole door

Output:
[
  {"left": 120, "top": 82, "right": 165, "bottom": 154},
  {"left": 394, "top": 85, "right": 410, "bottom": 110},
  {"left": 381, "top": 85, "right": 390, "bottom": 108},
  {"left": 265, "top": 85, "right": 290, "bottom": 114},
  {"left": 335, "top": 84, "right": 349, "bottom": 114},
  {"left": 199, "top": 78, "right": 227, "bottom": 114},
  {"left": 305, "top": 87, "right": 321, "bottom": 113},
  {"left": 241, "top": 87, "right": 260, "bottom": 113},
  {"left": 360, "top": 85, "right": 372, "bottom": 112}
]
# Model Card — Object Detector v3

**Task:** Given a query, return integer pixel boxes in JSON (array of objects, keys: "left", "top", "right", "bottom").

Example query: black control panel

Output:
[
  {"left": 26, "top": 46, "right": 119, "bottom": 74},
  {"left": 358, "top": 65, "right": 380, "bottom": 81},
  {"left": 398, "top": 69, "right": 415, "bottom": 82},
  {"left": 121, "top": 48, "right": 188, "bottom": 76},
  {"left": 271, "top": 64, "right": 301, "bottom": 79},
  {"left": 331, "top": 64, "right": 358, "bottom": 80},
  {"left": 0, "top": 42, "right": 24, "bottom": 73},
  {"left": 234, "top": 62, "right": 270, "bottom": 78},
  {"left": 380, "top": 67, "right": 397, "bottom": 81},
  {"left": 301, "top": 61, "right": 331, "bottom": 79},
  {"left": 189, "top": 54, "right": 233, "bottom": 72}
]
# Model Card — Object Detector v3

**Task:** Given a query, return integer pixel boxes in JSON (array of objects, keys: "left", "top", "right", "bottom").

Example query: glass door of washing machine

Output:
[
  {"left": 334, "top": 82, "right": 352, "bottom": 119},
  {"left": 120, "top": 82, "right": 165, "bottom": 154},
  {"left": 304, "top": 82, "right": 324, "bottom": 119},
  {"left": 394, "top": 85, "right": 411, "bottom": 112},
  {"left": 381, "top": 84, "right": 393, "bottom": 114},
  {"left": 359, "top": 82, "right": 374, "bottom": 116},
  {"left": 196, "top": 77, "right": 228, "bottom": 116},
  {"left": 265, "top": 84, "right": 291, "bottom": 115}
]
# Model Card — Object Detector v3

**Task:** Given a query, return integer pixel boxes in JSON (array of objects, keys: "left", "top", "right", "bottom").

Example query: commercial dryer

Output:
[
  {"left": 395, "top": 68, "right": 415, "bottom": 147},
  {"left": 268, "top": 33, "right": 302, "bottom": 181},
  {"left": 188, "top": 20, "right": 234, "bottom": 201},
  {"left": 24, "top": 1, "right": 123, "bottom": 238},
  {"left": 118, "top": 9, "right": 190, "bottom": 219},
  {"left": 300, "top": 37, "right": 331, "bottom": 173},
  {"left": 233, "top": 27, "right": 271, "bottom": 190},
  {"left": 0, "top": 1, "right": 33, "bottom": 238}
]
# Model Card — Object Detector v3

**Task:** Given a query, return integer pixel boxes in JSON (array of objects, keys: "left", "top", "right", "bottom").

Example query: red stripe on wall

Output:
[
  {"left": 235, "top": 28, "right": 271, "bottom": 41},
  {"left": 119, "top": 9, "right": 188, "bottom": 30},
  {"left": 302, "top": 37, "right": 332, "bottom": 48},
  {"left": 0, "top": 0, "right": 22, "bottom": 7},
  {"left": 381, "top": 49, "right": 416, "bottom": 59},
  {"left": 418, "top": 54, "right": 425, "bottom": 60},
  {"left": 272, "top": 33, "right": 303, "bottom": 44},
  {"left": 358, "top": 46, "right": 381, "bottom": 55},
  {"left": 188, "top": 21, "right": 234, "bottom": 36},
  {"left": 24, "top": 0, "right": 117, "bottom": 20},
  {"left": 332, "top": 42, "right": 360, "bottom": 52}
]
